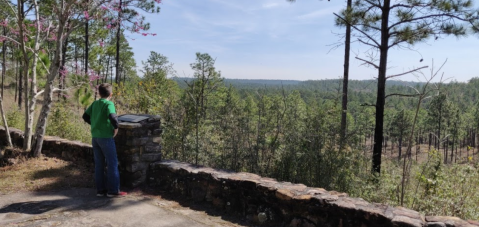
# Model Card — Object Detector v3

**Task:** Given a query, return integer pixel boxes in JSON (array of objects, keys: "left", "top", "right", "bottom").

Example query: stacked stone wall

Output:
[
  {"left": 115, "top": 114, "right": 162, "bottom": 187},
  {"left": 0, "top": 126, "right": 93, "bottom": 162},
  {"left": 149, "top": 160, "right": 479, "bottom": 227}
]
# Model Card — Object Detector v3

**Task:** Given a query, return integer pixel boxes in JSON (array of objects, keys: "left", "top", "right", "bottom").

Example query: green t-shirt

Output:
[{"left": 85, "top": 98, "right": 116, "bottom": 138}]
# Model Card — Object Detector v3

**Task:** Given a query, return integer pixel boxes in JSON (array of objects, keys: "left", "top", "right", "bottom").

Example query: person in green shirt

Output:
[{"left": 83, "top": 83, "right": 127, "bottom": 197}]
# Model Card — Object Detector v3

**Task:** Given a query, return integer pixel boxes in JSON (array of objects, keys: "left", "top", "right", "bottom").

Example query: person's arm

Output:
[
  {"left": 109, "top": 113, "right": 119, "bottom": 137},
  {"left": 82, "top": 105, "right": 92, "bottom": 125},
  {"left": 107, "top": 102, "right": 119, "bottom": 137},
  {"left": 82, "top": 113, "right": 91, "bottom": 125}
]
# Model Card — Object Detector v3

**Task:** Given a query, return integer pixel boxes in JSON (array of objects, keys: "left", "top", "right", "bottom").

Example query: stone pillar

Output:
[{"left": 115, "top": 114, "right": 162, "bottom": 187}]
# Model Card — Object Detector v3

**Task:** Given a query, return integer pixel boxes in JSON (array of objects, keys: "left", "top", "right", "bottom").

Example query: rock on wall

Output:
[{"left": 149, "top": 160, "right": 479, "bottom": 227}]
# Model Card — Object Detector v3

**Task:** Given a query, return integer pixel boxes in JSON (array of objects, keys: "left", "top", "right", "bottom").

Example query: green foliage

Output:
[
  {"left": 74, "top": 86, "right": 94, "bottom": 110},
  {"left": 46, "top": 103, "right": 90, "bottom": 143},
  {"left": 5, "top": 110, "right": 24, "bottom": 130}
]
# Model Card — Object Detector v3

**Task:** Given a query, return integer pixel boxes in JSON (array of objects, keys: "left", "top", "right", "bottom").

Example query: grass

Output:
[{"left": 0, "top": 148, "right": 94, "bottom": 195}]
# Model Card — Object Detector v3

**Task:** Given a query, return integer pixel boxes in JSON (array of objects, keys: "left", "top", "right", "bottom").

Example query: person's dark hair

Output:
[{"left": 98, "top": 83, "right": 112, "bottom": 98}]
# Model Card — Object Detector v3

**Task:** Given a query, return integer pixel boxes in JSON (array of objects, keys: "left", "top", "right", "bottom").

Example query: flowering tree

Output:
[
  {"left": 100, "top": 0, "right": 160, "bottom": 83},
  {"left": 0, "top": 0, "right": 162, "bottom": 155}
]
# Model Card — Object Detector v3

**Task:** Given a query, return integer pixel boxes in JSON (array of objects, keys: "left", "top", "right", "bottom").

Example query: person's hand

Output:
[{"left": 113, "top": 128, "right": 118, "bottom": 137}]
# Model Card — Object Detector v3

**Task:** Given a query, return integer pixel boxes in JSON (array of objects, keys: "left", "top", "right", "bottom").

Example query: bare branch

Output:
[
  {"left": 34, "top": 82, "right": 87, "bottom": 99},
  {"left": 358, "top": 38, "right": 379, "bottom": 49},
  {"left": 385, "top": 93, "right": 419, "bottom": 99},
  {"left": 386, "top": 66, "right": 428, "bottom": 79},
  {"left": 355, "top": 56, "right": 379, "bottom": 69},
  {"left": 362, "top": 0, "right": 381, "bottom": 8}
]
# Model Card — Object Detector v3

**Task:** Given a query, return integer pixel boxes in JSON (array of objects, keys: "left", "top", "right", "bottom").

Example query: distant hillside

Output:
[
  {"left": 172, "top": 77, "right": 424, "bottom": 92},
  {"left": 172, "top": 77, "right": 302, "bottom": 89}
]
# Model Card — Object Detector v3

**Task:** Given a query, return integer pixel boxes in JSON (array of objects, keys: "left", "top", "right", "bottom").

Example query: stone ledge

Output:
[
  {"left": 118, "top": 122, "right": 142, "bottom": 129},
  {"left": 149, "top": 160, "right": 479, "bottom": 227}
]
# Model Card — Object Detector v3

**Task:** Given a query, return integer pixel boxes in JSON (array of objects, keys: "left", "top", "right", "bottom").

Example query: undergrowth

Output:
[{"left": 350, "top": 150, "right": 479, "bottom": 220}]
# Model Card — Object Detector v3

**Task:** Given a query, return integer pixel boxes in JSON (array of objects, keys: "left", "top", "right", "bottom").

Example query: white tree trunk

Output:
[
  {"left": 25, "top": 0, "right": 41, "bottom": 152},
  {"left": 0, "top": 94, "right": 12, "bottom": 147},
  {"left": 31, "top": 0, "right": 70, "bottom": 157}
]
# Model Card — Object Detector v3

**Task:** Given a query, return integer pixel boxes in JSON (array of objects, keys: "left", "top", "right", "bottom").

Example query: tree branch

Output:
[
  {"left": 355, "top": 56, "right": 379, "bottom": 69},
  {"left": 358, "top": 38, "right": 379, "bottom": 49},
  {"left": 390, "top": 3, "right": 430, "bottom": 10},
  {"left": 388, "top": 13, "right": 475, "bottom": 30},
  {"left": 385, "top": 93, "right": 419, "bottom": 99},
  {"left": 334, "top": 13, "right": 381, "bottom": 48},
  {"left": 362, "top": 0, "right": 381, "bottom": 8},
  {"left": 386, "top": 66, "right": 428, "bottom": 79}
]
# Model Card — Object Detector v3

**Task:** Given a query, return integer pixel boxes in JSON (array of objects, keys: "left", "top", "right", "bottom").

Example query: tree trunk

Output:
[
  {"left": 340, "top": 0, "right": 352, "bottom": 151},
  {"left": 398, "top": 135, "right": 402, "bottom": 162},
  {"left": 85, "top": 18, "right": 89, "bottom": 76},
  {"left": 25, "top": 0, "right": 41, "bottom": 154},
  {"left": 17, "top": 59, "right": 22, "bottom": 107},
  {"left": 372, "top": 0, "right": 390, "bottom": 174},
  {"left": 110, "top": 63, "right": 113, "bottom": 84},
  {"left": 115, "top": 0, "right": 122, "bottom": 84},
  {"left": 74, "top": 44, "right": 78, "bottom": 73},
  {"left": 14, "top": 57, "right": 18, "bottom": 103},
  {"left": 31, "top": 9, "right": 67, "bottom": 157},
  {"left": 17, "top": 0, "right": 32, "bottom": 151},
  {"left": 0, "top": 93, "right": 12, "bottom": 147},
  {"left": 59, "top": 36, "right": 68, "bottom": 100},
  {"left": 1, "top": 26, "right": 6, "bottom": 98}
]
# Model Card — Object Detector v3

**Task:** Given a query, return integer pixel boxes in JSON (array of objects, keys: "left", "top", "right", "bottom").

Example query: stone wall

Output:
[
  {"left": 115, "top": 114, "right": 163, "bottom": 187},
  {"left": 0, "top": 126, "right": 93, "bottom": 162},
  {"left": 149, "top": 160, "right": 479, "bottom": 227},
  {"left": 2, "top": 126, "right": 479, "bottom": 227}
]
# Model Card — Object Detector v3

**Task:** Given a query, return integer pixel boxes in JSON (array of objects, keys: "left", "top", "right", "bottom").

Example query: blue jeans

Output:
[{"left": 92, "top": 137, "right": 120, "bottom": 194}]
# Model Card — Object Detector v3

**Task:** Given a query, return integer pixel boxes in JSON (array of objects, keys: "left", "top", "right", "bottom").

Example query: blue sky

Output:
[{"left": 128, "top": 0, "right": 479, "bottom": 82}]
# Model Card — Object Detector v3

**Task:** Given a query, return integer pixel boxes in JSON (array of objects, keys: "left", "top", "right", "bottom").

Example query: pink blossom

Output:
[
  {"left": 88, "top": 70, "right": 101, "bottom": 82},
  {"left": 84, "top": 11, "right": 90, "bottom": 20},
  {"left": 99, "top": 40, "right": 104, "bottom": 47},
  {"left": 59, "top": 67, "right": 68, "bottom": 79},
  {"left": 152, "top": 33, "right": 157, "bottom": 36},
  {"left": 141, "top": 33, "right": 147, "bottom": 36}
]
